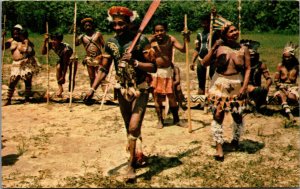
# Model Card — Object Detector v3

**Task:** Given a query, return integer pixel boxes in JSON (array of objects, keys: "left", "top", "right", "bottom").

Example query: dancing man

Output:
[{"left": 84, "top": 6, "right": 157, "bottom": 181}]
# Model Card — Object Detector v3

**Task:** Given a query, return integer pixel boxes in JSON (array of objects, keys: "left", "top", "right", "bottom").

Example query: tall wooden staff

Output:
[
  {"left": 46, "top": 21, "right": 50, "bottom": 104},
  {"left": 2, "top": 15, "right": 6, "bottom": 66},
  {"left": 238, "top": 0, "right": 242, "bottom": 40},
  {"left": 184, "top": 14, "right": 192, "bottom": 133},
  {"left": 204, "top": 2, "right": 215, "bottom": 113},
  {"left": 69, "top": 1, "right": 77, "bottom": 110}
]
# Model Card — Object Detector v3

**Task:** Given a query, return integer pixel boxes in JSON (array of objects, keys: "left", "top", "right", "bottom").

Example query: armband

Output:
[
  {"left": 102, "top": 54, "right": 111, "bottom": 58},
  {"left": 265, "top": 76, "right": 272, "bottom": 80},
  {"left": 99, "top": 67, "right": 109, "bottom": 74},
  {"left": 134, "top": 60, "right": 139, "bottom": 68},
  {"left": 128, "top": 134, "right": 138, "bottom": 141}
]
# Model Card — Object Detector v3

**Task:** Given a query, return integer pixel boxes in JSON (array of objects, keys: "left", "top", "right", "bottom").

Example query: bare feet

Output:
[
  {"left": 197, "top": 88, "right": 204, "bottom": 95},
  {"left": 214, "top": 143, "right": 224, "bottom": 162},
  {"left": 157, "top": 120, "right": 164, "bottom": 129},
  {"left": 124, "top": 165, "right": 136, "bottom": 183},
  {"left": 56, "top": 86, "right": 63, "bottom": 97},
  {"left": 2, "top": 99, "right": 11, "bottom": 106}
]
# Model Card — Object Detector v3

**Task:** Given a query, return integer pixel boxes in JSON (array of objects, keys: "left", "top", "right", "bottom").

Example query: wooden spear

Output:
[
  {"left": 184, "top": 14, "right": 192, "bottom": 133},
  {"left": 69, "top": 1, "right": 77, "bottom": 110},
  {"left": 46, "top": 21, "right": 50, "bottom": 104}
]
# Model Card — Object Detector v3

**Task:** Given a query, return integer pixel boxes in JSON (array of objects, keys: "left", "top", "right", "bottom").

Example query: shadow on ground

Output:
[
  {"left": 2, "top": 154, "right": 20, "bottom": 166},
  {"left": 222, "top": 139, "right": 265, "bottom": 154},
  {"left": 138, "top": 146, "right": 201, "bottom": 180}
]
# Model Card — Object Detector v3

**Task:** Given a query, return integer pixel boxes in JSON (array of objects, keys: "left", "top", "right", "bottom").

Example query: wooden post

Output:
[
  {"left": 204, "top": 4, "right": 215, "bottom": 113},
  {"left": 238, "top": 0, "right": 242, "bottom": 41},
  {"left": 46, "top": 21, "right": 50, "bottom": 104},
  {"left": 69, "top": 1, "right": 77, "bottom": 110},
  {"left": 184, "top": 14, "right": 192, "bottom": 133}
]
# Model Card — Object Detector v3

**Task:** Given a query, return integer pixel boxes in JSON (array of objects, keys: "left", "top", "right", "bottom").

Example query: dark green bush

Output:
[{"left": 2, "top": 0, "right": 299, "bottom": 35}]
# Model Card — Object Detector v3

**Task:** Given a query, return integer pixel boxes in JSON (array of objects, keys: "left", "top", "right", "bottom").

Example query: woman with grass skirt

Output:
[
  {"left": 2, "top": 25, "right": 40, "bottom": 106},
  {"left": 202, "top": 19, "right": 251, "bottom": 161},
  {"left": 274, "top": 42, "right": 299, "bottom": 121}
]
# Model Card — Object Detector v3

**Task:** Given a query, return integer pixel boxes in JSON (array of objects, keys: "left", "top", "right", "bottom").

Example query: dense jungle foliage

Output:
[{"left": 1, "top": 0, "right": 299, "bottom": 34}]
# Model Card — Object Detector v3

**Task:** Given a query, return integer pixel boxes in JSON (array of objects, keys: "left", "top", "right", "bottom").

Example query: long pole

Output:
[
  {"left": 46, "top": 21, "right": 50, "bottom": 104},
  {"left": 69, "top": 1, "right": 77, "bottom": 109},
  {"left": 204, "top": 3, "right": 215, "bottom": 113},
  {"left": 184, "top": 14, "right": 192, "bottom": 133},
  {"left": 238, "top": 0, "right": 242, "bottom": 40}
]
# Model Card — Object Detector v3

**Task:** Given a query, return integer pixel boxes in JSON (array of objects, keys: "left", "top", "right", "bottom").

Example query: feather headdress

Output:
[
  {"left": 283, "top": 42, "right": 298, "bottom": 56},
  {"left": 212, "top": 14, "right": 233, "bottom": 32},
  {"left": 107, "top": 6, "right": 138, "bottom": 23}
]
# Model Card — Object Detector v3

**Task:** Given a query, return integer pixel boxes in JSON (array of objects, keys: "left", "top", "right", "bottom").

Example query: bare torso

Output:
[
  {"left": 215, "top": 45, "right": 245, "bottom": 75},
  {"left": 277, "top": 63, "right": 298, "bottom": 84},
  {"left": 10, "top": 40, "right": 27, "bottom": 61},
  {"left": 150, "top": 35, "right": 173, "bottom": 68},
  {"left": 81, "top": 32, "right": 104, "bottom": 57}
]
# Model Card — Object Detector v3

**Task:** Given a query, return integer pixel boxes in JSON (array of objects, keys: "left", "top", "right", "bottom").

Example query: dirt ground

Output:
[{"left": 1, "top": 62, "right": 300, "bottom": 188}]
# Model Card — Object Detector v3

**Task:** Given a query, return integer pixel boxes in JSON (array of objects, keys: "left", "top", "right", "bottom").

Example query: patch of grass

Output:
[
  {"left": 16, "top": 137, "right": 29, "bottom": 156},
  {"left": 7, "top": 169, "right": 52, "bottom": 188},
  {"left": 30, "top": 128, "right": 53, "bottom": 147},
  {"left": 61, "top": 170, "right": 126, "bottom": 188}
]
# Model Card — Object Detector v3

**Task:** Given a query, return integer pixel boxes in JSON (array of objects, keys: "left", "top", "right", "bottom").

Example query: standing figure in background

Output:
[
  {"left": 84, "top": 6, "right": 157, "bottom": 181},
  {"left": 274, "top": 42, "right": 299, "bottom": 121},
  {"left": 76, "top": 17, "right": 105, "bottom": 87},
  {"left": 42, "top": 33, "right": 77, "bottom": 97},
  {"left": 202, "top": 21, "right": 251, "bottom": 161},
  {"left": 2, "top": 25, "right": 39, "bottom": 106},
  {"left": 240, "top": 39, "right": 272, "bottom": 110},
  {"left": 149, "top": 22, "right": 189, "bottom": 129},
  {"left": 190, "top": 14, "right": 219, "bottom": 95}
]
